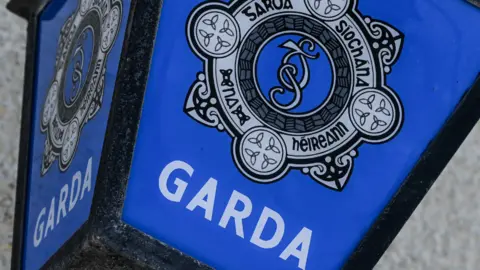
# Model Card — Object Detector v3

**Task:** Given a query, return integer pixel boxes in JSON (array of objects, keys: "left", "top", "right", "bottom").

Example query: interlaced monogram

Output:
[
  {"left": 70, "top": 34, "right": 86, "bottom": 103},
  {"left": 269, "top": 38, "right": 320, "bottom": 112}
]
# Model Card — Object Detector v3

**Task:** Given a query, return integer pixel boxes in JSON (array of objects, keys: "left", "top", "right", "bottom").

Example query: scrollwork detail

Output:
[
  {"left": 184, "top": 72, "right": 226, "bottom": 132},
  {"left": 303, "top": 150, "right": 357, "bottom": 190},
  {"left": 364, "top": 18, "right": 404, "bottom": 74}
]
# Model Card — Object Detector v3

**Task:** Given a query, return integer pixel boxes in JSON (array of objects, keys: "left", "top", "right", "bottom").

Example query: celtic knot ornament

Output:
[
  {"left": 306, "top": 0, "right": 350, "bottom": 20},
  {"left": 40, "top": 0, "right": 123, "bottom": 176},
  {"left": 185, "top": 0, "right": 404, "bottom": 190}
]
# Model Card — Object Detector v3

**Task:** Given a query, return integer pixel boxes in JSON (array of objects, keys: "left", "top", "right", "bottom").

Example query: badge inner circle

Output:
[
  {"left": 57, "top": 10, "right": 101, "bottom": 123},
  {"left": 237, "top": 14, "right": 353, "bottom": 134}
]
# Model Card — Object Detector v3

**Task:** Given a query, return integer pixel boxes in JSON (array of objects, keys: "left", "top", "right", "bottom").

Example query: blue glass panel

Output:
[
  {"left": 23, "top": 0, "right": 130, "bottom": 269},
  {"left": 123, "top": 0, "right": 480, "bottom": 269}
]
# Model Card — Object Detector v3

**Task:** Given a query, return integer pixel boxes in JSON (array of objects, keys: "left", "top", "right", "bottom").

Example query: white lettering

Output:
[
  {"left": 280, "top": 228, "right": 313, "bottom": 270},
  {"left": 33, "top": 207, "right": 46, "bottom": 247},
  {"left": 157, "top": 160, "right": 313, "bottom": 269},
  {"left": 69, "top": 171, "right": 82, "bottom": 212},
  {"left": 56, "top": 184, "right": 69, "bottom": 225},
  {"left": 33, "top": 157, "right": 94, "bottom": 248},
  {"left": 186, "top": 178, "right": 217, "bottom": 221},
  {"left": 44, "top": 197, "right": 55, "bottom": 238},
  {"left": 159, "top": 160, "right": 192, "bottom": 202},
  {"left": 219, "top": 190, "right": 252, "bottom": 238},
  {"left": 250, "top": 207, "right": 285, "bottom": 249},
  {"left": 80, "top": 157, "right": 92, "bottom": 200}
]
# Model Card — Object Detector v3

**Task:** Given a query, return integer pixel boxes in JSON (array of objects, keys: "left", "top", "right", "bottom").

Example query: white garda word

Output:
[
  {"left": 33, "top": 157, "right": 92, "bottom": 247},
  {"left": 159, "top": 160, "right": 312, "bottom": 270}
]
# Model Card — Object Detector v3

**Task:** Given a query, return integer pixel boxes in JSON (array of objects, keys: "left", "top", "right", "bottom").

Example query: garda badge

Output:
[
  {"left": 185, "top": 0, "right": 404, "bottom": 190},
  {"left": 40, "top": 0, "right": 122, "bottom": 176}
]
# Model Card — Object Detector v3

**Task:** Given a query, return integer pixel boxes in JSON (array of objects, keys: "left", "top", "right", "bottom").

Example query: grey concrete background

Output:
[
  {"left": 0, "top": 0, "right": 27, "bottom": 268},
  {"left": 0, "top": 1, "right": 480, "bottom": 269}
]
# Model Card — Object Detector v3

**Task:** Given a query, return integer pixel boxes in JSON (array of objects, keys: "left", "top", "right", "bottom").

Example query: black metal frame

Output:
[
  {"left": 9, "top": 7, "right": 38, "bottom": 270},
  {"left": 8, "top": 0, "right": 480, "bottom": 269},
  {"left": 468, "top": 0, "right": 480, "bottom": 8}
]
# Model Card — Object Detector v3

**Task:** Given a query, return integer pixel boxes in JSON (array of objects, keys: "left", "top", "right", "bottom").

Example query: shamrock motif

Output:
[
  {"left": 241, "top": 129, "right": 285, "bottom": 175},
  {"left": 42, "top": 83, "right": 58, "bottom": 125},
  {"left": 375, "top": 99, "right": 391, "bottom": 116},
  {"left": 215, "top": 36, "right": 232, "bottom": 52},
  {"left": 313, "top": 0, "right": 342, "bottom": 15},
  {"left": 355, "top": 109, "right": 370, "bottom": 126},
  {"left": 371, "top": 115, "right": 387, "bottom": 131},
  {"left": 101, "top": 7, "right": 120, "bottom": 50},
  {"left": 62, "top": 121, "right": 79, "bottom": 163},
  {"left": 248, "top": 132, "right": 264, "bottom": 148},
  {"left": 193, "top": 10, "right": 239, "bottom": 56},
  {"left": 261, "top": 154, "right": 278, "bottom": 170},
  {"left": 359, "top": 94, "right": 375, "bottom": 110},
  {"left": 325, "top": 0, "right": 341, "bottom": 14},
  {"left": 352, "top": 91, "right": 395, "bottom": 135},
  {"left": 245, "top": 148, "right": 260, "bottom": 166},
  {"left": 202, "top": 15, "right": 218, "bottom": 30},
  {"left": 244, "top": 132, "right": 280, "bottom": 171},
  {"left": 219, "top": 20, "right": 234, "bottom": 37},
  {"left": 199, "top": 29, "right": 214, "bottom": 47},
  {"left": 265, "top": 137, "right": 281, "bottom": 154}
]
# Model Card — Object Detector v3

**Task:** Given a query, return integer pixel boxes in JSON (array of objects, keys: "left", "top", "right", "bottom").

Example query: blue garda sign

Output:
[
  {"left": 23, "top": 0, "right": 129, "bottom": 269},
  {"left": 122, "top": 0, "right": 480, "bottom": 269}
]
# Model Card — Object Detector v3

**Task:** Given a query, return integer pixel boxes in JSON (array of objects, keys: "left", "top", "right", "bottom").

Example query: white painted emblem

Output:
[
  {"left": 40, "top": 0, "right": 123, "bottom": 176},
  {"left": 185, "top": 0, "right": 404, "bottom": 190}
]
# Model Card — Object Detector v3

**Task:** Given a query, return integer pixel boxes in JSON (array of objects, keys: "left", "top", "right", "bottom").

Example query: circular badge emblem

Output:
[
  {"left": 185, "top": 0, "right": 404, "bottom": 190},
  {"left": 236, "top": 127, "right": 288, "bottom": 182},
  {"left": 40, "top": 0, "right": 123, "bottom": 176}
]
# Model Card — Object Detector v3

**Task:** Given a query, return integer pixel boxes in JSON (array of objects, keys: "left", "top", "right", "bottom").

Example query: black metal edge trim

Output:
[
  {"left": 10, "top": 1, "right": 71, "bottom": 269},
  {"left": 54, "top": 231, "right": 147, "bottom": 270},
  {"left": 6, "top": 0, "right": 50, "bottom": 19},
  {"left": 10, "top": 4, "right": 46, "bottom": 269},
  {"left": 343, "top": 73, "right": 480, "bottom": 270},
  {"left": 43, "top": 222, "right": 150, "bottom": 270},
  {"left": 467, "top": 0, "right": 480, "bottom": 8},
  {"left": 41, "top": 222, "right": 89, "bottom": 269},
  {"left": 101, "top": 223, "right": 211, "bottom": 269},
  {"left": 7, "top": 1, "right": 88, "bottom": 270},
  {"left": 88, "top": 0, "right": 159, "bottom": 227},
  {"left": 87, "top": 0, "right": 211, "bottom": 268}
]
